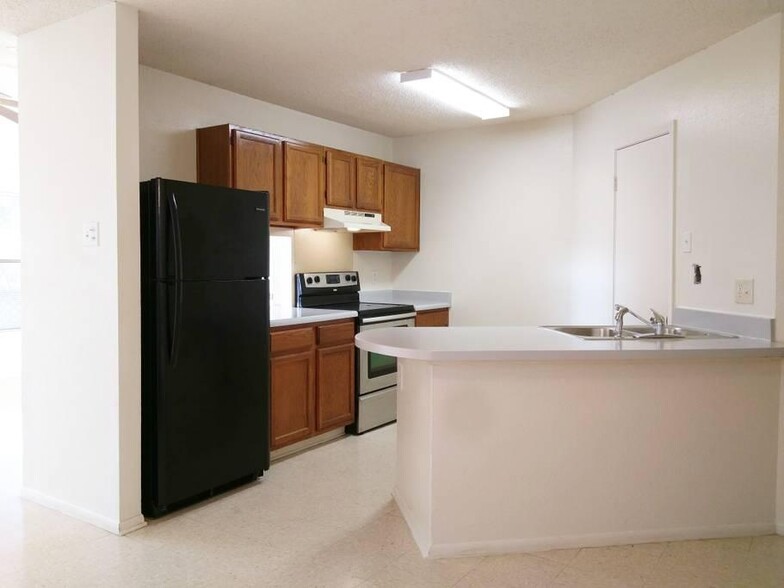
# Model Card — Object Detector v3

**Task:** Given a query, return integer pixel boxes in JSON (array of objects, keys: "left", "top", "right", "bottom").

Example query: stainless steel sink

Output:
[
  {"left": 544, "top": 325, "right": 737, "bottom": 340},
  {"left": 545, "top": 326, "right": 634, "bottom": 340}
]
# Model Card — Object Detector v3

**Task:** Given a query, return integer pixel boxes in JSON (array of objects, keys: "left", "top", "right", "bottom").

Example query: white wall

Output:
[
  {"left": 19, "top": 3, "right": 142, "bottom": 534},
  {"left": 571, "top": 15, "right": 781, "bottom": 323},
  {"left": 139, "top": 15, "right": 784, "bottom": 328},
  {"left": 387, "top": 117, "right": 574, "bottom": 326},
  {"left": 139, "top": 66, "right": 394, "bottom": 181}
]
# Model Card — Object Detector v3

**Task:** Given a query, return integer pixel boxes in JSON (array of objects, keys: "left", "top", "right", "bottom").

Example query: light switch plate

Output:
[
  {"left": 82, "top": 222, "right": 99, "bottom": 247},
  {"left": 734, "top": 279, "right": 753, "bottom": 304},
  {"left": 680, "top": 231, "right": 692, "bottom": 253}
]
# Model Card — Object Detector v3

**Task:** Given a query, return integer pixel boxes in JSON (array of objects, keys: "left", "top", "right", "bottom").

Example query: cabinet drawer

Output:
[
  {"left": 317, "top": 321, "right": 355, "bottom": 347},
  {"left": 271, "top": 327, "right": 315, "bottom": 355}
]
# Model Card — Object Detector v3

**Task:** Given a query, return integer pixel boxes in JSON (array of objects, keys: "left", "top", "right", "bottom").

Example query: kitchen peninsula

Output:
[{"left": 355, "top": 326, "right": 784, "bottom": 558}]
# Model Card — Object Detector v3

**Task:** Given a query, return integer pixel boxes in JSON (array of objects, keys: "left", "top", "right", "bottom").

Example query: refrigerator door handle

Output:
[{"left": 168, "top": 192, "right": 184, "bottom": 365}]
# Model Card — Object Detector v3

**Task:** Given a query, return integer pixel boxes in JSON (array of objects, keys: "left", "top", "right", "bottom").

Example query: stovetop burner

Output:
[{"left": 310, "top": 301, "right": 416, "bottom": 319}]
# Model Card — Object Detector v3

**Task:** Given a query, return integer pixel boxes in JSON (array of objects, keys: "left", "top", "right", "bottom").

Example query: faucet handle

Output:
[{"left": 649, "top": 308, "right": 667, "bottom": 325}]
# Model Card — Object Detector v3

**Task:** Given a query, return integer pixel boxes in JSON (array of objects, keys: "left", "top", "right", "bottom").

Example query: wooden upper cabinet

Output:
[
  {"left": 232, "top": 130, "right": 283, "bottom": 223},
  {"left": 198, "top": 125, "right": 419, "bottom": 240},
  {"left": 196, "top": 124, "right": 233, "bottom": 187},
  {"left": 283, "top": 141, "right": 325, "bottom": 227},
  {"left": 354, "top": 163, "right": 420, "bottom": 251},
  {"left": 325, "top": 149, "right": 356, "bottom": 209},
  {"left": 383, "top": 163, "right": 420, "bottom": 250},
  {"left": 197, "top": 124, "right": 286, "bottom": 225},
  {"left": 355, "top": 156, "right": 383, "bottom": 212}
]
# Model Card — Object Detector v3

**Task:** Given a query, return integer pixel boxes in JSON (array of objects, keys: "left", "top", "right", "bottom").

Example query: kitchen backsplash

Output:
[
  {"left": 288, "top": 229, "right": 397, "bottom": 297},
  {"left": 292, "top": 229, "right": 353, "bottom": 274}
]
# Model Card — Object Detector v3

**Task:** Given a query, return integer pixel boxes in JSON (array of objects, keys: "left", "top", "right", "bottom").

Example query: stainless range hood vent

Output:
[{"left": 322, "top": 207, "right": 391, "bottom": 233}]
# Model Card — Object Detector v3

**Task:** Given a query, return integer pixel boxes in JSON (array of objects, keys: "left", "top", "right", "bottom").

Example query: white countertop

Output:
[
  {"left": 359, "top": 289, "right": 451, "bottom": 311},
  {"left": 354, "top": 326, "right": 784, "bottom": 361},
  {"left": 270, "top": 306, "right": 357, "bottom": 328}
]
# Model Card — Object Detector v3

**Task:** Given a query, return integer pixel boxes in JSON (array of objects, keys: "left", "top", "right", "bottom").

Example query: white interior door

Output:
[{"left": 613, "top": 132, "right": 673, "bottom": 320}]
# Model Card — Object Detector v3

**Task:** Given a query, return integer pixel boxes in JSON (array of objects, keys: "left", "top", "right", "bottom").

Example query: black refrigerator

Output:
[{"left": 140, "top": 178, "right": 270, "bottom": 517}]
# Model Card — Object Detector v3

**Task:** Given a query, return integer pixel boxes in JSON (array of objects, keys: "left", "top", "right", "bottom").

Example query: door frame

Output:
[{"left": 612, "top": 120, "right": 677, "bottom": 319}]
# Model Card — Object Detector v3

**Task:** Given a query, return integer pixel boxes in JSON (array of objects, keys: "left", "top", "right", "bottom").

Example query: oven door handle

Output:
[{"left": 360, "top": 312, "right": 417, "bottom": 325}]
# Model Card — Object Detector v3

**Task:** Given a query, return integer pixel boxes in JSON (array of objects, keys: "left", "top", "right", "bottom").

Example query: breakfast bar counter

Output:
[
  {"left": 354, "top": 326, "right": 784, "bottom": 559},
  {"left": 355, "top": 325, "right": 784, "bottom": 361}
]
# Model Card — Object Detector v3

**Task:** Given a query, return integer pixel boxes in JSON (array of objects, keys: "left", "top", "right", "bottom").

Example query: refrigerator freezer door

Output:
[
  {"left": 150, "top": 179, "right": 270, "bottom": 281},
  {"left": 146, "top": 278, "right": 270, "bottom": 510}
]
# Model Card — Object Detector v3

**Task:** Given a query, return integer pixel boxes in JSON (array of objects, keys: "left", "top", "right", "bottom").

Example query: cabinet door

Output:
[
  {"left": 232, "top": 130, "right": 283, "bottom": 223},
  {"left": 355, "top": 156, "right": 383, "bottom": 212},
  {"left": 270, "top": 350, "right": 315, "bottom": 449},
  {"left": 316, "top": 343, "right": 355, "bottom": 432},
  {"left": 325, "top": 149, "right": 355, "bottom": 209},
  {"left": 283, "top": 141, "right": 325, "bottom": 226},
  {"left": 415, "top": 309, "right": 449, "bottom": 327},
  {"left": 383, "top": 163, "right": 420, "bottom": 250}
]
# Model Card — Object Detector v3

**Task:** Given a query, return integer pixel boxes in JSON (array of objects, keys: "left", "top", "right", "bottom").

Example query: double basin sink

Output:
[{"left": 545, "top": 325, "right": 737, "bottom": 340}]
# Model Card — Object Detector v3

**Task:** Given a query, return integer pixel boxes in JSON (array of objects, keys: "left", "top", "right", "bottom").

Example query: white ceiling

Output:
[
  {"left": 2, "top": 0, "right": 783, "bottom": 136},
  {"left": 0, "top": 0, "right": 107, "bottom": 36}
]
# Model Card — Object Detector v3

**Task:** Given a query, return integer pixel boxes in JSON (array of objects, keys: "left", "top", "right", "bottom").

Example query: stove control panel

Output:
[{"left": 297, "top": 271, "right": 359, "bottom": 290}]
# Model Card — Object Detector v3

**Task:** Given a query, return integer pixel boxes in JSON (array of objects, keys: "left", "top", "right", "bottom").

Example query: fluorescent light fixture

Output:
[{"left": 400, "top": 68, "right": 510, "bottom": 120}]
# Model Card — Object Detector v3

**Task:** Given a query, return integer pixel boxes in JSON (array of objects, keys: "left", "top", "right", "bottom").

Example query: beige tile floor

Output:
[{"left": 1, "top": 330, "right": 784, "bottom": 587}]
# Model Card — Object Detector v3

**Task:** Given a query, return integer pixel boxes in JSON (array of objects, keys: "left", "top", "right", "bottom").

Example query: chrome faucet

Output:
[
  {"left": 614, "top": 304, "right": 668, "bottom": 336},
  {"left": 649, "top": 308, "right": 668, "bottom": 334}
]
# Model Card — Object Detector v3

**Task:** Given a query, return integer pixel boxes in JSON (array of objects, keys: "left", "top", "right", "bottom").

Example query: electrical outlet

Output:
[
  {"left": 371, "top": 271, "right": 378, "bottom": 284},
  {"left": 734, "top": 279, "right": 754, "bottom": 304},
  {"left": 82, "top": 222, "right": 99, "bottom": 247}
]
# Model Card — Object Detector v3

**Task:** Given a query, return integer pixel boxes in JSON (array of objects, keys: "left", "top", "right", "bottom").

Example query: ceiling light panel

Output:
[{"left": 400, "top": 68, "right": 510, "bottom": 120}]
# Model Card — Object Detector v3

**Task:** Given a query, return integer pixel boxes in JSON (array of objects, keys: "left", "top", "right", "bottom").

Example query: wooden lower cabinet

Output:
[
  {"left": 415, "top": 308, "right": 450, "bottom": 327},
  {"left": 270, "top": 350, "right": 315, "bottom": 450},
  {"left": 270, "top": 319, "right": 355, "bottom": 450},
  {"left": 316, "top": 343, "right": 355, "bottom": 432}
]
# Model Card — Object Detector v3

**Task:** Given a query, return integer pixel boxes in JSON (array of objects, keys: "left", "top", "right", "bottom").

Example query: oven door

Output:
[{"left": 358, "top": 314, "right": 416, "bottom": 395}]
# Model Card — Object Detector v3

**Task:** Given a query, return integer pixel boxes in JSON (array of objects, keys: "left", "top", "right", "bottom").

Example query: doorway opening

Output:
[{"left": 612, "top": 126, "right": 675, "bottom": 322}]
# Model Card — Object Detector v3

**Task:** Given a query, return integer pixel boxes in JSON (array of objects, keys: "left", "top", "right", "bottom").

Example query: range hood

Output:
[{"left": 322, "top": 207, "right": 391, "bottom": 233}]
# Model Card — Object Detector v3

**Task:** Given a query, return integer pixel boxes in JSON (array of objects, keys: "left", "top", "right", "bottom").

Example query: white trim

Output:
[
  {"left": 22, "top": 487, "right": 147, "bottom": 535},
  {"left": 615, "top": 130, "right": 671, "bottom": 152},
  {"left": 425, "top": 522, "right": 776, "bottom": 559},
  {"left": 119, "top": 514, "right": 147, "bottom": 535}
]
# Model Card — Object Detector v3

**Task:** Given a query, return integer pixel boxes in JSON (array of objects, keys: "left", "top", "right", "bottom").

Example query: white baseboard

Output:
[
  {"left": 22, "top": 487, "right": 146, "bottom": 536},
  {"left": 119, "top": 513, "right": 147, "bottom": 535},
  {"left": 426, "top": 522, "right": 776, "bottom": 559},
  {"left": 392, "top": 488, "right": 430, "bottom": 558}
]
